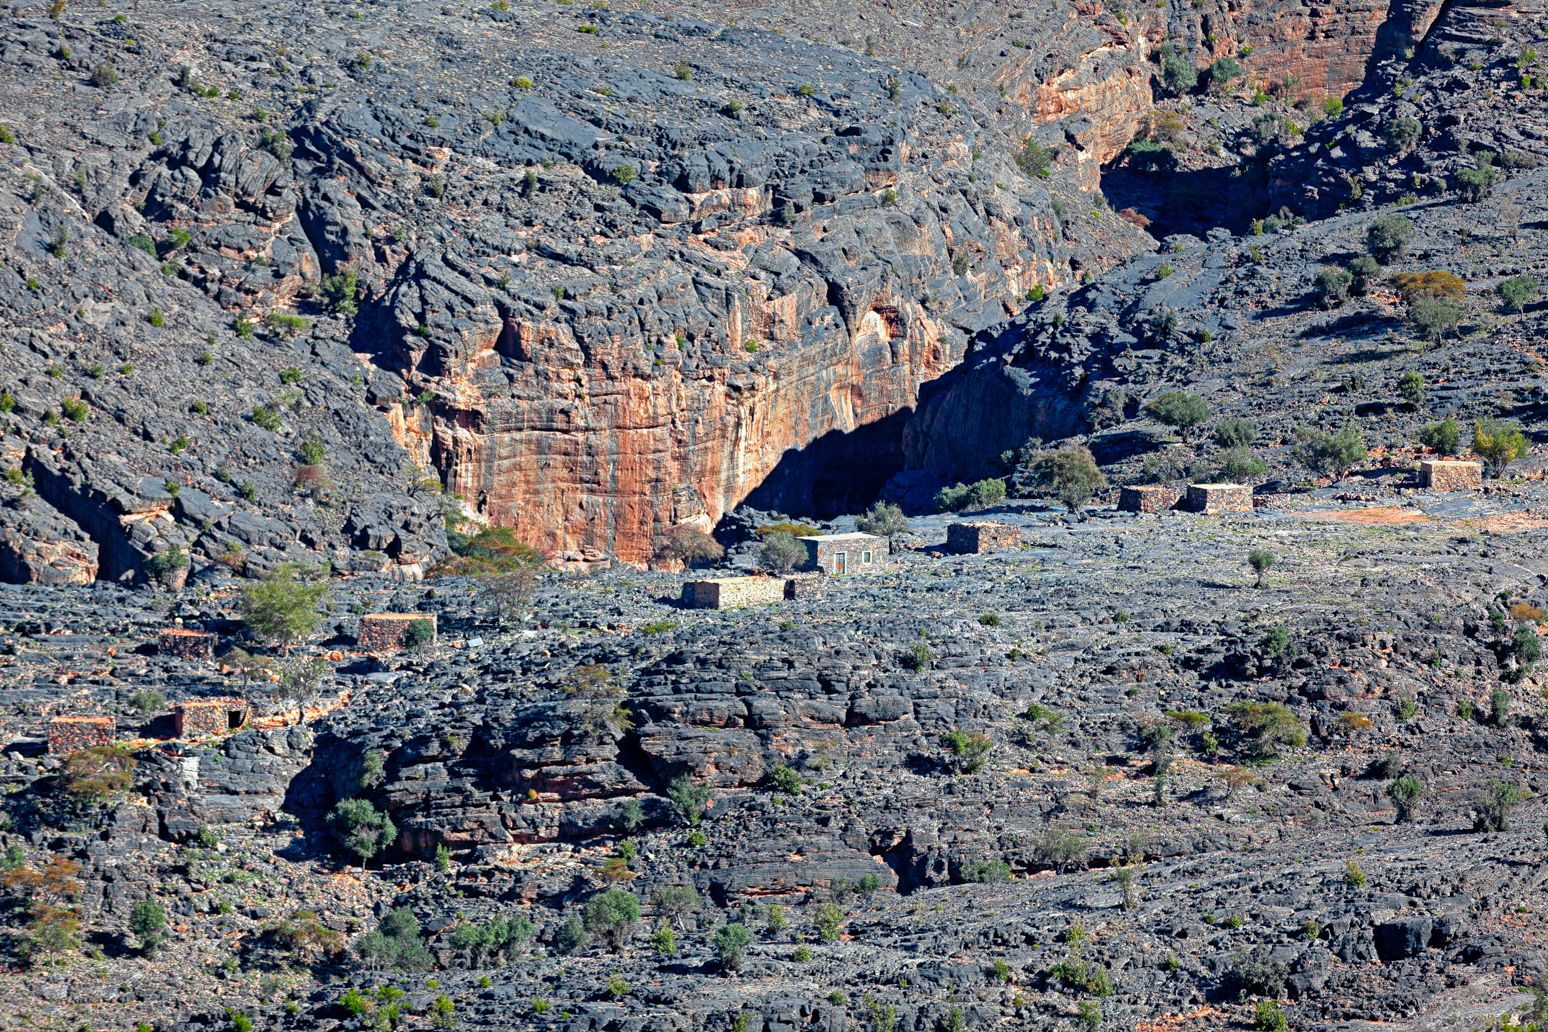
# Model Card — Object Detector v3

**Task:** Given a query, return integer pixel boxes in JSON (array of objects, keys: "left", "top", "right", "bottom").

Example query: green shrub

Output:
[
  {"left": 1222, "top": 701, "right": 1306, "bottom": 759},
  {"left": 240, "top": 562, "right": 330, "bottom": 651},
  {"left": 933, "top": 477, "right": 1007, "bottom": 513},
  {"left": 1313, "top": 266, "right": 1353, "bottom": 308},
  {"left": 60, "top": 397, "right": 88, "bottom": 422},
  {"left": 1497, "top": 274, "right": 1540, "bottom": 312},
  {"left": 330, "top": 798, "right": 397, "bottom": 862},
  {"left": 1417, "top": 417, "right": 1461, "bottom": 455},
  {"left": 1254, "top": 1000, "right": 1288, "bottom": 1032},
  {"left": 1015, "top": 137, "right": 1055, "bottom": 178},
  {"left": 129, "top": 897, "right": 169, "bottom": 955},
  {"left": 962, "top": 859, "right": 1011, "bottom": 883},
  {"left": 1454, "top": 163, "right": 1498, "bottom": 202},
  {"left": 855, "top": 500, "right": 909, "bottom": 537},
  {"left": 1246, "top": 549, "right": 1275, "bottom": 588},
  {"left": 319, "top": 270, "right": 359, "bottom": 316},
  {"left": 354, "top": 907, "right": 431, "bottom": 969},
  {"left": 1365, "top": 215, "right": 1414, "bottom": 264},
  {"left": 1217, "top": 446, "right": 1267, "bottom": 483},
  {"left": 1158, "top": 44, "right": 1197, "bottom": 95},
  {"left": 941, "top": 729, "right": 992, "bottom": 774},
  {"left": 1387, "top": 774, "right": 1423, "bottom": 822},
  {"left": 1406, "top": 294, "right": 1462, "bottom": 340},
  {"left": 1474, "top": 779, "right": 1523, "bottom": 832},
  {"left": 1293, "top": 426, "right": 1366, "bottom": 479},
  {"left": 767, "top": 764, "right": 803, "bottom": 795},
  {"left": 712, "top": 922, "right": 752, "bottom": 971},
  {"left": 1145, "top": 390, "right": 1210, "bottom": 438},
  {"left": 1381, "top": 116, "right": 1421, "bottom": 154},
  {"left": 666, "top": 775, "right": 712, "bottom": 826},
  {"left": 1214, "top": 418, "right": 1258, "bottom": 448},
  {"left": 758, "top": 530, "right": 806, "bottom": 573},
  {"left": 1348, "top": 255, "right": 1382, "bottom": 295}
]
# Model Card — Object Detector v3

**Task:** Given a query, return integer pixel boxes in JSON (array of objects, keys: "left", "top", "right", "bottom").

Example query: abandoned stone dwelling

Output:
[{"left": 800, "top": 532, "right": 888, "bottom": 576}]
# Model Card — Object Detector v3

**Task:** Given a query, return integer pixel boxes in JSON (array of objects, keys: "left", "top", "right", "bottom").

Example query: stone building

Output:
[
  {"left": 1184, "top": 483, "right": 1253, "bottom": 514},
  {"left": 358, "top": 612, "right": 437, "bottom": 652},
  {"left": 174, "top": 698, "right": 250, "bottom": 738},
  {"left": 1419, "top": 459, "right": 1483, "bottom": 491},
  {"left": 1118, "top": 485, "right": 1183, "bottom": 513},
  {"left": 799, "top": 532, "right": 888, "bottom": 576},
  {"left": 47, "top": 715, "right": 115, "bottom": 754},
  {"left": 159, "top": 627, "right": 217, "bottom": 659},
  {"left": 681, "top": 576, "right": 789, "bottom": 610},
  {"left": 946, "top": 521, "right": 1021, "bottom": 554}
]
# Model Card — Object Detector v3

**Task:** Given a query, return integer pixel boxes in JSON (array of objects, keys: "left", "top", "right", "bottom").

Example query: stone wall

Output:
[
  {"left": 175, "top": 699, "right": 248, "bottom": 738},
  {"left": 47, "top": 715, "right": 115, "bottom": 755},
  {"left": 945, "top": 522, "right": 1021, "bottom": 554},
  {"left": 159, "top": 628, "right": 217, "bottom": 659},
  {"left": 1420, "top": 460, "right": 1483, "bottom": 491},
  {"left": 359, "top": 613, "right": 438, "bottom": 652},
  {"left": 1119, "top": 486, "right": 1183, "bottom": 514},
  {"left": 1185, "top": 484, "right": 1253, "bottom": 515},
  {"left": 681, "top": 577, "right": 790, "bottom": 610}
]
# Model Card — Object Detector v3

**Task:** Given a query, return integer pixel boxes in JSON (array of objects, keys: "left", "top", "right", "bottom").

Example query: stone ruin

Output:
[
  {"left": 358, "top": 612, "right": 437, "bottom": 652},
  {"left": 680, "top": 573, "right": 826, "bottom": 609},
  {"left": 1118, "top": 485, "right": 1183, "bottom": 513},
  {"left": 174, "top": 698, "right": 250, "bottom": 738},
  {"left": 158, "top": 627, "right": 218, "bottom": 659},
  {"left": 946, "top": 521, "right": 1021, "bottom": 554},
  {"left": 1419, "top": 459, "right": 1483, "bottom": 491},
  {"left": 1184, "top": 483, "right": 1253, "bottom": 515},
  {"left": 47, "top": 715, "right": 115, "bottom": 755}
]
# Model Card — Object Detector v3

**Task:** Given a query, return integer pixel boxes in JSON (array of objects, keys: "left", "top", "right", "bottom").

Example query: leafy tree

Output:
[
  {"left": 666, "top": 775, "right": 712, "bottom": 826},
  {"left": 934, "top": 478, "right": 1007, "bottom": 513},
  {"left": 1293, "top": 426, "right": 1367, "bottom": 479},
  {"left": 129, "top": 897, "right": 169, "bottom": 955},
  {"left": 1365, "top": 215, "right": 1414, "bottom": 264},
  {"left": 1222, "top": 701, "right": 1306, "bottom": 759},
  {"left": 1246, "top": 549, "right": 1275, "bottom": 588},
  {"left": 1387, "top": 775, "right": 1423, "bottom": 823},
  {"left": 582, "top": 889, "right": 640, "bottom": 950},
  {"left": 1406, "top": 295, "right": 1463, "bottom": 341},
  {"left": 855, "top": 501, "right": 909, "bottom": 538},
  {"left": 712, "top": 922, "right": 753, "bottom": 971},
  {"left": 1158, "top": 44, "right": 1197, "bottom": 95},
  {"left": 1497, "top": 274, "right": 1540, "bottom": 313},
  {"left": 1027, "top": 444, "right": 1106, "bottom": 519},
  {"left": 440, "top": 527, "right": 547, "bottom": 626},
  {"left": 355, "top": 908, "right": 431, "bottom": 970},
  {"left": 240, "top": 563, "right": 331, "bottom": 653},
  {"left": 330, "top": 798, "right": 397, "bottom": 863},
  {"left": 1313, "top": 266, "right": 1353, "bottom": 308},
  {"left": 758, "top": 530, "right": 807, "bottom": 573},
  {"left": 1145, "top": 390, "right": 1210, "bottom": 438},
  {"left": 654, "top": 525, "right": 724, "bottom": 568},
  {"left": 1472, "top": 417, "right": 1528, "bottom": 476},
  {"left": 1397, "top": 371, "right": 1425, "bottom": 408},
  {"left": 1418, "top": 417, "right": 1461, "bottom": 455},
  {"left": 651, "top": 884, "right": 701, "bottom": 929}
]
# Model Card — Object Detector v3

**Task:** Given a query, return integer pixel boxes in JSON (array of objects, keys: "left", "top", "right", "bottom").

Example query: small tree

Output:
[
  {"left": 1214, "top": 418, "right": 1258, "bottom": 449},
  {"left": 1397, "top": 371, "right": 1426, "bottom": 408},
  {"left": 655, "top": 525, "right": 724, "bottom": 569},
  {"left": 1145, "top": 391, "right": 1210, "bottom": 439},
  {"left": 1453, "top": 163, "right": 1498, "bottom": 203},
  {"left": 1313, "top": 266, "right": 1353, "bottom": 308},
  {"left": 129, "top": 897, "right": 169, "bottom": 955},
  {"left": 666, "top": 775, "right": 712, "bottom": 826},
  {"left": 1365, "top": 215, "right": 1414, "bottom": 264},
  {"left": 1028, "top": 445, "right": 1106, "bottom": 519},
  {"left": 855, "top": 501, "right": 909, "bottom": 538},
  {"left": 583, "top": 889, "right": 640, "bottom": 950},
  {"left": 758, "top": 531, "right": 806, "bottom": 574},
  {"left": 277, "top": 657, "right": 328, "bottom": 723},
  {"left": 1206, "top": 56, "right": 1240, "bottom": 91},
  {"left": 319, "top": 269, "right": 360, "bottom": 316},
  {"left": 1473, "top": 779, "right": 1522, "bottom": 833},
  {"left": 330, "top": 798, "right": 397, "bottom": 863},
  {"left": 1473, "top": 418, "right": 1528, "bottom": 476},
  {"left": 240, "top": 563, "right": 331, "bottom": 653},
  {"left": 1348, "top": 255, "right": 1382, "bottom": 296},
  {"left": 441, "top": 527, "right": 547, "bottom": 626},
  {"left": 1293, "top": 426, "right": 1367, "bottom": 479},
  {"left": 1418, "top": 418, "right": 1461, "bottom": 455},
  {"left": 1218, "top": 446, "right": 1268, "bottom": 483},
  {"left": 1406, "top": 295, "right": 1462, "bottom": 341},
  {"left": 712, "top": 922, "right": 753, "bottom": 972},
  {"left": 1387, "top": 775, "right": 1423, "bottom": 823},
  {"left": 1380, "top": 116, "right": 1421, "bottom": 155},
  {"left": 1246, "top": 549, "right": 1275, "bottom": 588},
  {"left": 1497, "top": 274, "right": 1540, "bottom": 313},
  {"left": 1158, "top": 44, "right": 1197, "bottom": 95},
  {"left": 1222, "top": 701, "right": 1306, "bottom": 759}
]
